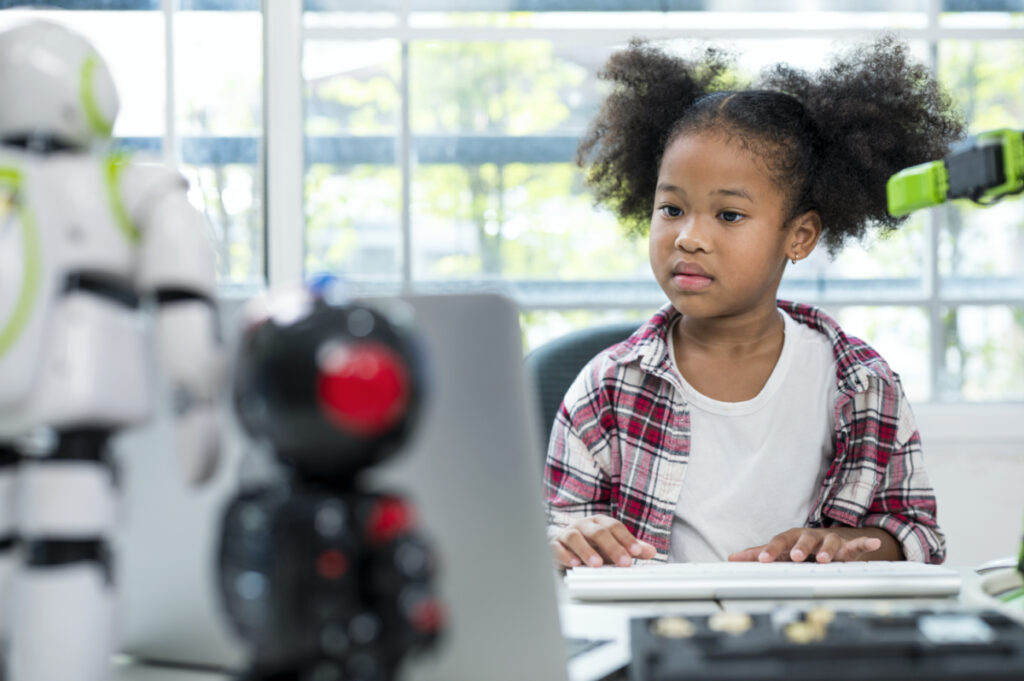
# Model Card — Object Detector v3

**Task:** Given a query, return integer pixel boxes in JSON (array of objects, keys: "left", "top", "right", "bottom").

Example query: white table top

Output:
[{"left": 112, "top": 563, "right": 1021, "bottom": 680}]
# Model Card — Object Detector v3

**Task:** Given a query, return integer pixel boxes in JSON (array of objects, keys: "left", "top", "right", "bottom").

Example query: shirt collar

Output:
[
  {"left": 777, "top": 300, "right": 890, "bottom": 395},
  {"left": 620, "top": 300, "right": 889, "bottom": 396},
  {"left": 624, "top": 304, "right": 681, "bottom": 380}
]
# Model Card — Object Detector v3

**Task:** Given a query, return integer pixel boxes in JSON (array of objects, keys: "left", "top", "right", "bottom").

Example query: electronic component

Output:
[{"left": 631, "top": 608, "right": 1024, "bottom": 681}]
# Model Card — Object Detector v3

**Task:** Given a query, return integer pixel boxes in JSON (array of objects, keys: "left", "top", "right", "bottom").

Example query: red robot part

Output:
[
  {"left": 315, "top": 549, "right": 349, "bottom": 581},
  {"left": 316, "top": 343, "right": 411, "bottom": 438},
  {"left": 366, "top": 497, "right": 415, "bottom": 546},
  {"left": 408, "top": 597, "right": 445, "bottom": 635}
]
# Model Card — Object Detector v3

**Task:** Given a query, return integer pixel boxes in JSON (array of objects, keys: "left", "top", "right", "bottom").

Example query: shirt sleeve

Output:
[
  {"left": 859, "top": 380, "right": 947, "bottom": 564},
  {"left": 543, "top": 365, "right": 615, "bottom": 539}
]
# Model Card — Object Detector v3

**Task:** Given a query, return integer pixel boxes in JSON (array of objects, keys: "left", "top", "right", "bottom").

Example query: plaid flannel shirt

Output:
[{"left": 544, "top": 300, "right": 946, "bottom": 564}]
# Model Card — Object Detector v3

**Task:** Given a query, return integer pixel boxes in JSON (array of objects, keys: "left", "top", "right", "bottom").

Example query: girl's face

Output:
[{"left": 649, "top": 131, "right": 817, "bottom": 322}]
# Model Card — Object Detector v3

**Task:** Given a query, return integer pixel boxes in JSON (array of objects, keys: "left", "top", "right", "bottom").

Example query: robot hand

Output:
[
  {"left": 887, "top": 128, "right": 1024, "bottom": 216},
  {"left": 173, "top": 393, "right": 221, "bottom": 486},
  {"left": 157, "top": 299, "right": 225, "bottom": 486}
]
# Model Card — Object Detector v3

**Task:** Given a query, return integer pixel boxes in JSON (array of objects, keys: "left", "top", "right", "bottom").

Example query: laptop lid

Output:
[{"left": 115, "top": 292, "right": 624, "bottom": 681}]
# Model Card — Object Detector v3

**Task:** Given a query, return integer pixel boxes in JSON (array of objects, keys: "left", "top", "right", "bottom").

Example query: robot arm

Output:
[
  {"left": 887, "top": 128, "right": 1024, "bottom": 216},
  {"left": 127, "top": 164, "right": 224, "bottom": 485},
  {"left": 887, "top": 129, "right": 1024, "bottom": 579},
  {"left": 153, "top": 295, "right": 223, "bottom": 485}
]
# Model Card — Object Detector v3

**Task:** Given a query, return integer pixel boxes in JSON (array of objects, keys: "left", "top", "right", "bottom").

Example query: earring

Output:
[{"left": 791, "top": 256, "right": 798, "bottom": 265}]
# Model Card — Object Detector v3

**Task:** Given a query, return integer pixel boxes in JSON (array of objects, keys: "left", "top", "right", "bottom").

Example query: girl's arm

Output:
[
  {"left": 544, "top": 405, "right": 615, "bottom": 531},
  {"left": 857, "top": 380, "right": 946, "bottom": 563},
  {"left": 732, "top": 377, "right": 943, "bottom": 564},
  {"left": 544, "top": 381, "right": 656, "bottom": 568}
]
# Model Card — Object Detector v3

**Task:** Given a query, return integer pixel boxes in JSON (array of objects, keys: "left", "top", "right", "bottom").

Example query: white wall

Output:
[{"left": 917, "top": 405, "right": 1024, "bottom": 567}]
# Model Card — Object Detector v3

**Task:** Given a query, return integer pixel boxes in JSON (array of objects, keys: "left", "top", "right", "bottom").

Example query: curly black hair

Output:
[{"left": 576, "top": 35, "right": 965, "bottom": 252}]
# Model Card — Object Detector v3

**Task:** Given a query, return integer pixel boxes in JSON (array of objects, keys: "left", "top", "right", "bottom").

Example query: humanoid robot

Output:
[
  {"left": 0, "top": 20, "right": 223, "bottom": 681},
  {"left": 219, "top": 285, "right": 444, "bottom": 681}
]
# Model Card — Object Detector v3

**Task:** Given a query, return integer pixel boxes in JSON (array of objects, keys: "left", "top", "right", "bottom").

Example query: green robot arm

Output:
[
  {"left": 889, "top": 129, "right": 1024, "bottom": 584},
  {"left": 887, "top": 128, "right": 1024, "bottom": 217}
]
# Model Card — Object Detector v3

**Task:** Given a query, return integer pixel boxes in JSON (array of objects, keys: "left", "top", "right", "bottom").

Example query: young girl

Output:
[{"left": 545, "top": 35, "right": 964, "bottom": 568}]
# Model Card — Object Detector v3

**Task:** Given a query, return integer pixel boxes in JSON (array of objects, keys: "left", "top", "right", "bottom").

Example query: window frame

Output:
[
  {"left": 280, "top": 0, "right": 1024, "bottom": 410},
  {"left": 5, "top": 0, "right": 1023, "bottom": 422}
]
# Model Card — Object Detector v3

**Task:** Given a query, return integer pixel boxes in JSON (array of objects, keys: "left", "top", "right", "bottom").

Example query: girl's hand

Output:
[
  {"left": 550, "top": 514, "right": 658, "bottom": 568},
  {"left": 727, "top": 527, "right": 897, "bottom": 563}
]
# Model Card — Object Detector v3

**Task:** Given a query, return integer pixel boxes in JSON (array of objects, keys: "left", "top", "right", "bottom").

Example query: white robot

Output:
[{"left": 0, "top": 20, "right": 223, "bottom": 681}]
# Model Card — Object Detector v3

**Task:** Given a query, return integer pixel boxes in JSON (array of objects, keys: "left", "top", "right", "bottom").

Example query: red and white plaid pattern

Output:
[{"left": 544, "top": 300, "right": 945, "bottom": 564}]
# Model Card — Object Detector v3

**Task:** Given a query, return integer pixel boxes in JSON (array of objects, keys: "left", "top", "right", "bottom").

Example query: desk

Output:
[{"left": 113, "top": 565, "right": 1019, "bottom": 681}]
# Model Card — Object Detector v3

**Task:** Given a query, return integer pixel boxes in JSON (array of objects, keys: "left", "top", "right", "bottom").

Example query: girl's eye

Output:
[
  {"left": 659, "top": 205, "right": 683, "bottom": 218},
  {"left": 720, "top": 211, "right": 743, "bottom": 223}
]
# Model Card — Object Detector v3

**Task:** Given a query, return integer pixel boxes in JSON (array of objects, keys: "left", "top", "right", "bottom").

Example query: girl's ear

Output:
[{"left": 786, "top": 210, "right": 822, "bottom": 264}]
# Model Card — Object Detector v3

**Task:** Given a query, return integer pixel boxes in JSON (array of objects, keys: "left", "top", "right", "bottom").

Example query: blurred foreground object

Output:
[
  {"left": 0, "top": 19, "right": 224, "bottom": 681},
  {"left": 218, "top": 284, "right": 443, "bottom": 681}
]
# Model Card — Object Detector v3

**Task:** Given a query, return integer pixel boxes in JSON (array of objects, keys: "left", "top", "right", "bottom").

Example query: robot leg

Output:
[
  {"left": 8, "top": 430, "right": 116, "bottom": 681},
  {"left": 0, "top": 444, "right": 17, "bottom": 673}
]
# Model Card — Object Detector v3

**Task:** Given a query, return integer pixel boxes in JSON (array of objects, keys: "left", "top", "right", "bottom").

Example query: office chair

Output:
[{"left": 524, "top": 321, "right": 639, "bottom": 458}]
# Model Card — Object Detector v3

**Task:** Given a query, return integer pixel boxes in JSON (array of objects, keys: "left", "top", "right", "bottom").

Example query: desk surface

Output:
[{"left": 114, "top": 565, "right": 1019, "bottom": 681}]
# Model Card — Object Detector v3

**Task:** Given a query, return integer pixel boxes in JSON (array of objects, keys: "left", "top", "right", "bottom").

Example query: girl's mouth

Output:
[
  {"left": 671, "top": 272, "right": 713, "bottom": 291},
  {"left": 671, "top": 262, "right": 713, "bottom": 291}
]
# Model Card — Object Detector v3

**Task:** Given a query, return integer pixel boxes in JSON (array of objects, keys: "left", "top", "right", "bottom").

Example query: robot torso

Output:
[{"left": 0, "top": 147, "right": 187, "bottom": 435}]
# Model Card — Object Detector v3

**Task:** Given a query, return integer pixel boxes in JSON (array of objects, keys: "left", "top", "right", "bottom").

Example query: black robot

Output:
[{"left": 217, "top": 287, "right": 443, "bottom": 681}]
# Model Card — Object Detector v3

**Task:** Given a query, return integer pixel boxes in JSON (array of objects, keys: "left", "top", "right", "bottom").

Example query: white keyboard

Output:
[{"left": 564, "top": 561, "right": 962, "bottom": 601}]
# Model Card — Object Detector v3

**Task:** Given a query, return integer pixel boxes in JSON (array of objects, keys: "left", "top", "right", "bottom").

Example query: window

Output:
[
  {"left": 297, "top": 0, "right": 1024, "bottom": 404},
  {"left": 4, "top": 0, "right": 1022, "bottom": 403},
  {"left": 0, "top": 0, "right": 265, "bottom": 294}
]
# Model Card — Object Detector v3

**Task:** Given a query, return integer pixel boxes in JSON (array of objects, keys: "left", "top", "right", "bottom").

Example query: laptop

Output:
[{"left": 113, "top": 292, "right": 630, "bottom": 681}]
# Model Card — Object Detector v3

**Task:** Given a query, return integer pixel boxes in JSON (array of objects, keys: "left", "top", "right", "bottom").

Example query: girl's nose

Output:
[{"left": 674, "top": 216, "right": 710, "bottom": 253}]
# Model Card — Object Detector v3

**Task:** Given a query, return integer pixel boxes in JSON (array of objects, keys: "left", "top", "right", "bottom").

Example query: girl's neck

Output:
[{"left": 675, "top": 303, "right": 784, "bottom": 357}]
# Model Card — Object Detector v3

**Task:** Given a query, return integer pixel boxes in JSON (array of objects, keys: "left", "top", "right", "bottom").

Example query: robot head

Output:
[
  {"left": 233, "top": 289, "right": 427, "bottom": 483},
  {"left": 0, "top": 20, "right": 119, "bottom": 150}
]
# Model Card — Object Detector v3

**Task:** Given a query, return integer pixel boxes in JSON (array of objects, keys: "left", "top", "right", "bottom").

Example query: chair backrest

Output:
[{"left": 524, "top": 321, "right": 639, "bottom": 459}]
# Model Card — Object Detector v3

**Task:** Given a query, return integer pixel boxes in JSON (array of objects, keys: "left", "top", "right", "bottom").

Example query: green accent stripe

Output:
[
  {"left": 1000, "top": 586, "right": 1024, "bottom": 604},
  {"left": 0, "top": 168, "right": 42, "bottom": 360},
  {"left": 105, "top": 152, "right": 140, "bottom": 243},
  {"left": 80, "top": 54, "right": 114, "bottom": 138}
]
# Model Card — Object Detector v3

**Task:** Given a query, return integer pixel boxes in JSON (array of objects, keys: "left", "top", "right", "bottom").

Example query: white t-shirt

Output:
[{"left": 668, "top": 310, "right": 838, "bottom": 563}]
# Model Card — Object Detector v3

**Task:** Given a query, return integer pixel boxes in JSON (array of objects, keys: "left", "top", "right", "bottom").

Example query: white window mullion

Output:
[
  {"left": 264, "top": 0, "right": 305, "bottom": 289},
  {"left": 926, "top": 0, "right": 944, "bottom": 403},
  {"left": 399, "top": 0, "right": 413, "bottom": 291},
  {"left": 162, "top": 0, "right": 177, "bottom": 168}
]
